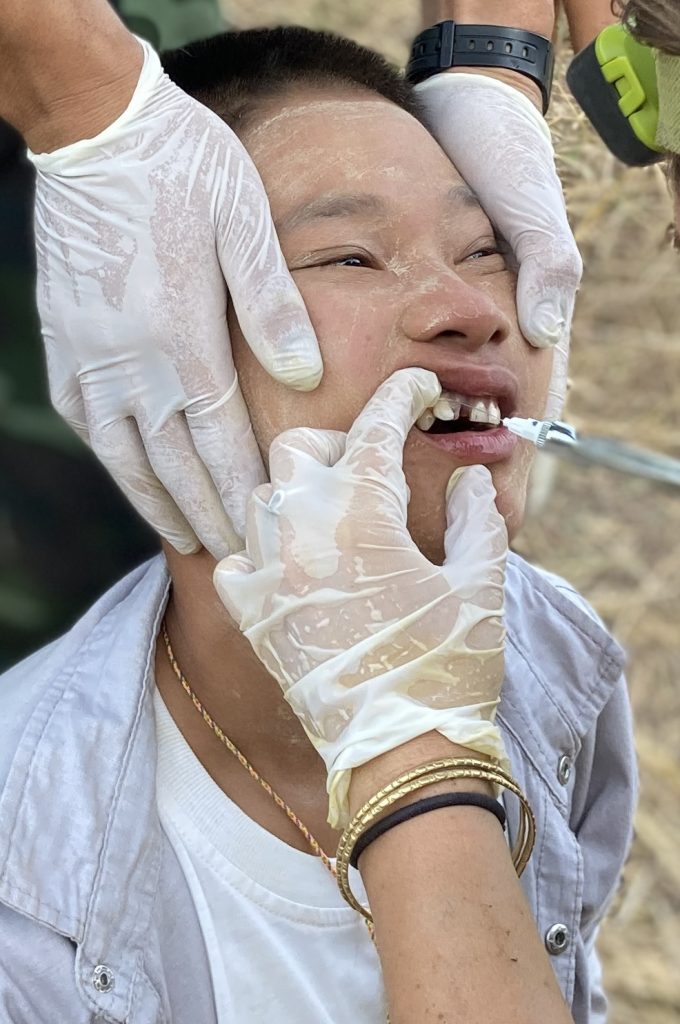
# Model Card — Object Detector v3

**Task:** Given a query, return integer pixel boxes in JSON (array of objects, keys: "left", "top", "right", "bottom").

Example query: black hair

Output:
[{"left": 162, "top": 26, "right": 422, "bottom": 136}]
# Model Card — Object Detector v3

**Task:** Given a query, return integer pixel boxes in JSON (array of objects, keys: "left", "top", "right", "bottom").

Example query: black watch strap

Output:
[{"left": 406, "top": 21, "right": 554, "bottom": 114}]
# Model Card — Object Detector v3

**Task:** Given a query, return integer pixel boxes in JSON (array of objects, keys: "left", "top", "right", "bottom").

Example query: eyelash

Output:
[
  {"left": 323, "top": 247, "right": 504, "bottom": 269},
  {"left": 317, "top": 251, "right": 376, "bottom": 269},
  {"left": 465, "top": 246, "right": 504, "bottom": 261},
  {"left": 298, "top": 240, "right": 508, "bottom": 273},
  {"left": 333, "top": 254, "right": 370, "bottom": 268}
]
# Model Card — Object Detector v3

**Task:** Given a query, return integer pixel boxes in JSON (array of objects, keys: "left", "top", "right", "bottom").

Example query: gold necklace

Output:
[
  {"left": 161, "top": 620, "right": 390, "bottom": 1020},
  {"left": 160, "top": 621, "right": 379, "bottom": 937},
  {"left": 161, "top": 620, "right": 340, "bottom": 873}
]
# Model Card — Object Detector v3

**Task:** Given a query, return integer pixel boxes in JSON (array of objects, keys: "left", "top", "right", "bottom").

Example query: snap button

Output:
[
  {"left": 545, "top": 923, "right": 570, "bottom": 956},
  {"left": 557, "top": 755, "right": 572, "bottom": 786},
  {"left": 92, "top": 964, "right": 115, "bottom": 993}
]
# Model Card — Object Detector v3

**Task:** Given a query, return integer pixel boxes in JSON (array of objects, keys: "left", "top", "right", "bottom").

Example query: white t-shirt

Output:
[{"left": 154, "top": 689, "right": 387, "bottom": 1023}]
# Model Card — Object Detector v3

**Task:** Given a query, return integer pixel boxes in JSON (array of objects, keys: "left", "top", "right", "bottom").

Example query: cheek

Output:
[
  {"left": 522, "top": 345, "right": 554, "bottom": 410},
  {"left": 229, "top": 282, "right": 396, "bottom": 457},
  {"left": 302, "top": 280, "right": 397, "bottom": 393}
]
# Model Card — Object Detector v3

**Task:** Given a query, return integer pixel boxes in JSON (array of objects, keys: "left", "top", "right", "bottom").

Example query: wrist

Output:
[
  {"left": 348, "top": 732, "right": 495, "bottom": 819},
  {"left": 408, "top": 22, "right": 552, "bottom": 114},
  {"left": 2, "top": 0, "right": 143, "bottom": 152},
  {"left": 23, "top": 42, "right": 143, "bottom": 153}
]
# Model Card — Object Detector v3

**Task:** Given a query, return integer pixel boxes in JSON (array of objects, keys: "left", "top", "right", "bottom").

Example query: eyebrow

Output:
[{"left": 276, "top": 184, "right": 482, "bottom": 234}]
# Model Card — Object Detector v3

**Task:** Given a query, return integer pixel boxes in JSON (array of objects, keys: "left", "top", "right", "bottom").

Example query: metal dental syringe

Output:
[
  {"left": 503, "top": 416, "right": 680, "bottom": 489},
  {"left": 503, "top": 416, "right": 578, "bottom": 449}
]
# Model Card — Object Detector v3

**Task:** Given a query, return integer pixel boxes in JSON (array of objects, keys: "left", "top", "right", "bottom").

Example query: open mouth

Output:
[{"left": 415, "top": 391, "right": 504, "bottom": 435}]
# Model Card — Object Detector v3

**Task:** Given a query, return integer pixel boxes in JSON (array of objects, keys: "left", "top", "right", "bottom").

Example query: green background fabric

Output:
[{"left": 118, "top": 0, "right": 225, "bottom": 50}]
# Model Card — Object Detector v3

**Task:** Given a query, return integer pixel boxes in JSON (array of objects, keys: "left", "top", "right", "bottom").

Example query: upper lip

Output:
[{"left": 398, "top": 360, "right": 519, "bottom": 420}]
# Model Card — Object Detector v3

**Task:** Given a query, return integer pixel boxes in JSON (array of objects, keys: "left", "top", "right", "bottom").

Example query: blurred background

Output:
[{"left": 1, "top": 1, "right": 678, "bottom": 1019}]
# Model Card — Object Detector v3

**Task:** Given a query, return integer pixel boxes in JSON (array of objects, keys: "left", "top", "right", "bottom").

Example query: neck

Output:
[{"left": 156, "top": 546, "right": 329, "bottom": 796}]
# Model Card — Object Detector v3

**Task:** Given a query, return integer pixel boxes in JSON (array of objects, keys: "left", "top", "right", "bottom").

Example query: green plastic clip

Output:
[
  {"left": 567, "top": 22, "right": 663, "bottom": 165},
  {"left": 595, "top": 24, "right": 662, "bottom": 153}
]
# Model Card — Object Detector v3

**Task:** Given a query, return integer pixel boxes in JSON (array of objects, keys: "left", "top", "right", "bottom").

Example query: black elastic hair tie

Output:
[{"left": 350, "top": 792, "right": 506, "bottom": 869}]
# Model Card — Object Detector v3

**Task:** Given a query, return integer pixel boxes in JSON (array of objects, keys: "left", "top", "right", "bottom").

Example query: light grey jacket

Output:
[{"left": 0, "top": 554, "right": 636, "bottom": 1024}]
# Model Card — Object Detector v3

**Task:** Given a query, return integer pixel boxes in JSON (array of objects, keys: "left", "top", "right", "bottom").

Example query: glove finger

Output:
[
  {"left": 442, "top": 466, "right": 508, "bottom": 604},
  {"left": 244, "top": 483, "right": 276, "bottom": 570},
  {"left": 185, "top": 371, "right": 267, "bottom": 541},
  {"left": 416, "top": 74, "right": 581, "bottom": 352},
  {"left": 341, "top": 367, "right": 440, "bottom": 480},
  {"left": 90, "top": 417, "right": 201, "bottom": 555},
  {"left": 43, "top": 343, "right": 91, "bottom": 445},
  {"left": 268, "top": 428, "right": 347, "bottom": 485},
  {"left": 136, "top": 412, "right": 243, "bottom": 558},
  {"left": 213, "top": 549, "right": 256, "bottom": 627},
  {"left": 215, "top": 144, "right": 323, "bottom": 392},
  {"left": 516, "top": 246, "right": 582, "bottom": 351},
  {"left": 544, "top": 334, "right": 570, "bottom": 421}
]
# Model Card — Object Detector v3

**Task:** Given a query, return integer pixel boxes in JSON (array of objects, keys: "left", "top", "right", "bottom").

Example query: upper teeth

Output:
[{"left": 416, "top": 391, "right": 501, "bottom": 431}]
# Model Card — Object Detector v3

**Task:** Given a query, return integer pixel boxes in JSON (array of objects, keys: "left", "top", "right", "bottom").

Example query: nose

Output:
[{"left": 400, "top": 267, "right": 511, "bottom": 352}]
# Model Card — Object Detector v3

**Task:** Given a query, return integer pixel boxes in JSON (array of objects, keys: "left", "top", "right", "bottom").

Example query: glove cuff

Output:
[
  {"left": 415, "top": 71, "right": 552, "bottom": 146},
  {"left": 325, "top": 709, "right": 509, "bottom": 829}
]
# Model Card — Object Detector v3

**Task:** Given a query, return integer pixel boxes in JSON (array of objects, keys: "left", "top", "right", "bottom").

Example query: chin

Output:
[{"left": 405, "top": 450, "right": 532, "bottom": 565}]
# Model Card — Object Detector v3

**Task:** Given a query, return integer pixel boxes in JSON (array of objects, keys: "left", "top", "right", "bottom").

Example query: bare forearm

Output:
[
  {"left": 0, "top": 0, "right": 141, "bottom": 151},
  {"left": 349, "top": 733, "right": 574, "bottom": 1024},
  {"left": 561, "top": 0, "right": 618, "bottom": 52}
]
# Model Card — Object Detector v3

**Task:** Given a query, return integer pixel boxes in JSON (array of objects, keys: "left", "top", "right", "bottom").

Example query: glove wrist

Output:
[
  {"left": 347, "top": 732, "right": 496, "bottom": 820},
  {"left": 415, "top": 71, "right": 551, "bottom": 143},
  {"left": 441, "top": 65, "right": 543, "bottom": 111},
  {"left": 406, "top": 20, "right": 554, "bottom": 113}
]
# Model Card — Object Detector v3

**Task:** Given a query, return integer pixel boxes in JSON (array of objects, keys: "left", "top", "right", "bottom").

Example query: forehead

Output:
[{"left": 242, "top": 87, "right": 466, "bottom": 218}]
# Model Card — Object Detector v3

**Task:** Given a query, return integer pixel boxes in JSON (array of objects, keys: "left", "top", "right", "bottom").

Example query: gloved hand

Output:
[
  {"left": 415, "top": 73, "right": 581, "bottom": 419},
  {"left": 28, "top": 39, "right": 322, "bottom": 558},
  {"left": 214, "top": 368, "right": 510, "bottom": 828}
]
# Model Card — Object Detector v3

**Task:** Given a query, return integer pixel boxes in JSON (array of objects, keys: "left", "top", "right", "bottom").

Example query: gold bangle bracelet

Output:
[
  {"left": 340, "top": 757, "right": 533, "bottom": 858},
  {"left": 335, "top": 758, "right": 536, "bottom": 922},
  {"left": 343, "top": 759, "right": 535, "bottom": 878}
]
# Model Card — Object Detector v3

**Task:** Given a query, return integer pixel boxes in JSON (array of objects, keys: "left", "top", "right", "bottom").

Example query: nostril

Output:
[
  {"left": 401, "top": 283, "right": 511, "bottom": 347},
  {"left": 438, "top": 331, "right": 467, "bottom": 342}
]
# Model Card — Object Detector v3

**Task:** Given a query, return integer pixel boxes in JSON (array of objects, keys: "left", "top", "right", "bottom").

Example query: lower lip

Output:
[{"left": 415, "top": 425, "right": 519, "bottom": 463}]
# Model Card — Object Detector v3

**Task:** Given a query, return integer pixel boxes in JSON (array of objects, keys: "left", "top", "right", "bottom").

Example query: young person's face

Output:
[{"left": 229, "top": 87, "right": 553, "bottom": 560}]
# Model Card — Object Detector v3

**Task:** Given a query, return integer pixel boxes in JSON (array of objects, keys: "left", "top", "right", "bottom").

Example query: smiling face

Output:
[{"left": 229, "top": 85, "right": 553, "bottom": 561}]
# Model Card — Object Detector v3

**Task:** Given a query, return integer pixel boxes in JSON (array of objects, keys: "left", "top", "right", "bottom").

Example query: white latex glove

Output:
[
  {"left": 416, "top": 73, "right": 582, "bottom": 419},
  {"left": 214, "top": 367, "right": 510, "bottom": 828},
  {"left": 28, "top": 39, "right": 322, "bottom": 558}
]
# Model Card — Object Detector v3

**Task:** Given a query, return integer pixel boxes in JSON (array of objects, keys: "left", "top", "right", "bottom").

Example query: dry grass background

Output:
[{"left": 225, "top": 2, "right": 680, "bottom": 1019}]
